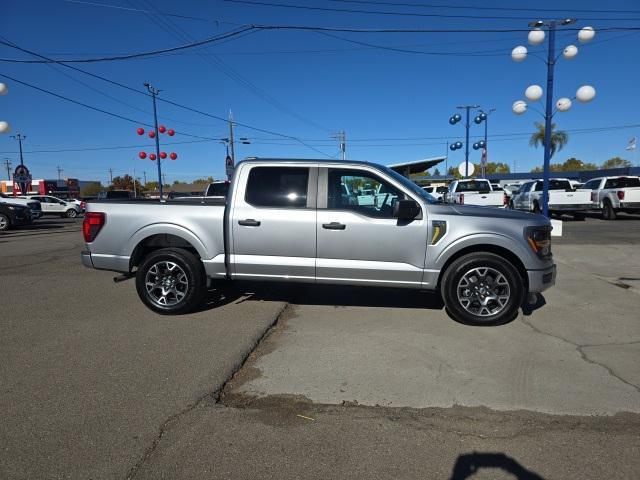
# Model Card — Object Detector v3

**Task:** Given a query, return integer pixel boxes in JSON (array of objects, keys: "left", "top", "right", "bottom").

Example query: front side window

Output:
[
  {"left": 245, "top": 166, "right": 309, "bottom": 208},
  {"left": 328, "top": 169, "right": 402, "bottom": 218}
]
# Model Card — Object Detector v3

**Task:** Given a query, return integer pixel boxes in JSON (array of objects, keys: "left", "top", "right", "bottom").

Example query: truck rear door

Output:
[
  {"left": 230, "top": 164, "right": 318, "bottom": 282},
  {"left": 315, "top": 166, "right": 428, "bottom": 288}
]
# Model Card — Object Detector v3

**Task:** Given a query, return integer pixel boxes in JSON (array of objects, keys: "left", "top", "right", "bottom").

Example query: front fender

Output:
[{"left": 434, "top": 232, "right": 537, "bottom": 270}]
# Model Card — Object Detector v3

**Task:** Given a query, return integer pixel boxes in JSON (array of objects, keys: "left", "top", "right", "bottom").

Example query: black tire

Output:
[
  {"left": 602, "top": 200, "right": 617, "bottom": 221},
  {"left": 135, "top": 247, "right": 207, "bottom": 315},
  {"left": 66, "top": 209, "right": 78, "bottom": 218},
  {"left": 572, "top": 212, "right": 586, "bottom": 221},
  {"left": 441, "top": 252, "right": 524, "bottom": 326},
  {"left": 0, "top": 213, "right": 11, "bottom": 231},
  {"left": 508, "top": 201, "right": 514, "bottom": 210},
  {"left": 532, "top": 201, "right": 541, "bottom": 214}
]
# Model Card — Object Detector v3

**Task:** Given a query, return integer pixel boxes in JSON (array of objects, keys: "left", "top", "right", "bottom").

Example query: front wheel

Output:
[
  {"left": 441, "top": 252, "right": 524, "bottom": 326},
  {"left": 135, "top": 248, "right": 207, "bottom": 315},
  {"left": 0, "top": 213, "right": 10, "bottom": 231},
  {"left": 66, "top": 209, "right": 78, "bottom": 218}
]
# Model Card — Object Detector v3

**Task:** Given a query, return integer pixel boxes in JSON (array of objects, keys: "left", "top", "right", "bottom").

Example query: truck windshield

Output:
[{"left": 380, "top": 166, "right": 438, "bottom": 204}]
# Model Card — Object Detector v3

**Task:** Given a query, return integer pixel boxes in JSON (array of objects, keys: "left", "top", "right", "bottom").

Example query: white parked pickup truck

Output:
[
  {"left": 444, "top": 179, "right": 505, "bottom": 207},
  {"left": 509, "top": 178, "right": 591, "bottom": 219},
  {"left": 580, "top": 176, "right": 640, "bottom": 220}
]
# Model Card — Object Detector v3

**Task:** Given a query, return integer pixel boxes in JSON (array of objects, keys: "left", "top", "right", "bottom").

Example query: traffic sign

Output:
[{"left": 225, "top": 155, "right": 234, "bottom": 178}]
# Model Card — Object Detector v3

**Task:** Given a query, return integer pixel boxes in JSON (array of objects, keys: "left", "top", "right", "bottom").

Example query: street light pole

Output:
[
  {"left": 463, "top": 107, "right": 471, "bottom": 177},
  {"left": 541, "top": 20, "right": 557, "bottom": 218},
  {"left": 144, "top": 83, "right": 164, "bottom": 200}
]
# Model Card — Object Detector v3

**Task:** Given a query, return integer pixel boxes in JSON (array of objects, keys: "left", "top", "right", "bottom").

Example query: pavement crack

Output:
[
  {"left": 125, "top": 302, "right": 291, "bottom": 479},
  {"left": 520, "top": 316, "right": 640, "bottom": 394}
]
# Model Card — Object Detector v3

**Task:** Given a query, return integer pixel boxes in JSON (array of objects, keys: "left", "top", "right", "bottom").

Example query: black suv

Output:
[{"left": 0, "top": 203, "right": 32, "bottom": 231}]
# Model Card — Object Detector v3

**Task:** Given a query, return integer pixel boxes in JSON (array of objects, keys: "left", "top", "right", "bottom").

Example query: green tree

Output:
[
  {"left": 531, "top": 157, "right": 598, "bottom": 173},
  {"left": 433, "top": 168, "right": 441, "bottom": 176},
  {"left": 485, "top": 162, "right": 510, "bottom": 174},
  {"left": 602, "top": 157, "right": 631, "bottom": 169},
  {"left": 529, "top": 122, "right": 569, "bottom": 158},
  {"left": 111, "top": 174, "right": 134, "bottom": 191},
  {"left": 193, "top": 176, "right": 214, "bottom": 185},
  {"left": 80, "top": 182, "right": 103, "bottom": 197}
]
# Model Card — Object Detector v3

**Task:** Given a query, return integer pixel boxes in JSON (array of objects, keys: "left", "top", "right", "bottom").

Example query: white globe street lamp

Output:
[
  {"left": 511, "top": 45, "right": 528, "bottom": 62},
  {"left": 0, "top": 121, "right": 10, "bottom": 134},
  {"left": 512, "top": 100, "right": 528, "bottom": 115},
  {"left": 0, "top": 83, "right": 8, "bottom": 96},
  {"left": 578, "top": 26, "right": 595, "bottom": 43},
  {"left": 563, "top": 45, "right": 578, "bottom": 60},
  {"left": 525, "top": 85, "right": 543, "bottom": 102},
  {"left": 556, "top": 97, "right": 572, "bottom": 112},
  {"left": 528, "top": 28, "right": 546, "bottom": 45},
  {"left": 576, "top": 85, "right": 596, "bottom": 103}
]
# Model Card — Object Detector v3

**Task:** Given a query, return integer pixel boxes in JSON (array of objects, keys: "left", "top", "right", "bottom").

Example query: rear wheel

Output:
[
  {"left": 0, "top": 213, "right": 10, "bottom": 231},
  {"left": 602, "top": 200, "right": 617, "bottom": 220},
  {"left": 65, "top": 209, "right": 78, "bottom": 218},
  {"left": 532, "top": 201, "right": 541, "bottom": 214},
  {"left": 135, "top": 248, "right": 206, "bottom": 315},
  {"left": 441, "top": 252, "right": 524, "bottom": 326}
]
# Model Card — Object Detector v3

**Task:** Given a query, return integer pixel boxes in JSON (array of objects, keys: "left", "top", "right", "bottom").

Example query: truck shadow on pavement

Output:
[
  {"left": 197, "top": 281, "right": 547, "bottom": 326},
  {"left": 199, "top": 281, "right": 446, "bottom": 312},
  {"left": 450, "top": 452, "right": 544, "bottom": 479}
]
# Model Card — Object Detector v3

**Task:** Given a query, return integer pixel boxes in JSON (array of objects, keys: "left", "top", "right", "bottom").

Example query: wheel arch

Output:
[
  {"left": 437, "top": 244, "right": 529, "bottom": 291},
  {"left": 129, "top": 233, "right": 205, "bottom": 271}
]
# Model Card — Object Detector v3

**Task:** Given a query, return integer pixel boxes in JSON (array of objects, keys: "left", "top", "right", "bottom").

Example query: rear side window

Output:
[
  {"left": 605, "top": 177, "right": 640, "bottom": 189},
  {"left": 206, "top": 183, "right": 229, "bottom": 196},
  {"left": 245, "top": 167, "right": 309, "bottom": 208},
  {"left": 457, "top": 181, "right": 491, "bottom": 192}
]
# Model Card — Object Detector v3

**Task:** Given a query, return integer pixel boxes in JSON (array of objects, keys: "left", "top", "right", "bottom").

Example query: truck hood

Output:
[{"left": 429, "top": 203, "right": 547, "bottom": 223}]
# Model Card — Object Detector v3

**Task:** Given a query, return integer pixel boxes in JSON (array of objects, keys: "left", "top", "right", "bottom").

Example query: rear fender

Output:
[{"left": 126, "top": 223, "right": 211, "bottom": 260}]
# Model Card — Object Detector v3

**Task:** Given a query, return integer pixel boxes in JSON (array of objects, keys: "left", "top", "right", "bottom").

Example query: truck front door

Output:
[
  {"left": 231, "top": 164, "right": 318, "bottom": 282},
  {"left": 316, "top": 166, "right": 428, "bottom": 288}
]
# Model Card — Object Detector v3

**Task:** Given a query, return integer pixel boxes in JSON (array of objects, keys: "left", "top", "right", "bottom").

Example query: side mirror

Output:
[{"left": 393, "top": 199, "right": 421, "bottom": 220}]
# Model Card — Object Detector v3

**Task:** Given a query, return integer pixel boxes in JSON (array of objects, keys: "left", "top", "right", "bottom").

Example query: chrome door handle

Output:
[
  {"left": 322, "top": 222, "right": 346, "bottom": 230},
  {"left": 238, "top": 219, "right": 261, "bottom": 227}
]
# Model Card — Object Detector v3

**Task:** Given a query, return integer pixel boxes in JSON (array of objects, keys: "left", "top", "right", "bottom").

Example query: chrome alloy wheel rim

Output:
[
  {"left": 145, "top": 261, "right": 189, "bottom": 307},
  {"left": 456, "top": 267, "right": 511, "bottom": 317},
  {"left": 0, "top": 215, "right": 7, "bottom": 230}
]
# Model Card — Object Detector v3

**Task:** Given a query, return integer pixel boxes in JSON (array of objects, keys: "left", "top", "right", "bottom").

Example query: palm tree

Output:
[{"left": 529, "top": 122, "right": 569, "bottom": 158}]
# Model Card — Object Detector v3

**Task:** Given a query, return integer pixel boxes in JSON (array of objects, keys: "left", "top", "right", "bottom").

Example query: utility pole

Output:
[
  {"left": 3, "top": 158, "right": 11, "bottom": 180},
  {"left": 108, "top": 168, "right": 113, "bottom": 185},
  {"left": 143, "top": 170, "right": 147, "bottom": 185},
  {"left": 144, "top": 83, "right": 164, "bottom": 200},
  {"left": 332, "top": 131, "right": 346, "bottom": 160},
  {"left": 11, "top": 133, "right": 25, "bottom": 165},
  {"left": 56, "top": 165, "right": 63, "bottom": 180},
  {"left": 228, "top": 110, "right": 236, "bottom": 164},
  {"left": 162, "top": 173, "right": 166, "bottom": 186}
]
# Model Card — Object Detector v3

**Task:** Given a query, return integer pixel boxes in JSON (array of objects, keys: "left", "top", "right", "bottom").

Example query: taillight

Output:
[
  {"left": 80, "top": 201, "right": 86, "bottom": 210},
  {"left": 83, "top": 212, "right": 105, "bottom": 243},
  {"left": 460, "top": 193, "right": 465, "bottom": 205},
  {"left": 617, "top": 191, "right": 625, "bottom": 200},
  {"left": 503, "top": 193, "right": 508, "bottom": 206},
  {"left": 590, "top": 192, "right": 596, "bottom": 202}
]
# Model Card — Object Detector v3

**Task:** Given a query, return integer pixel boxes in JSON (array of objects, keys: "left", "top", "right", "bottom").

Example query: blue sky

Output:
[{"left": 1, "top": 0, "right": 639, "bottom": 184}]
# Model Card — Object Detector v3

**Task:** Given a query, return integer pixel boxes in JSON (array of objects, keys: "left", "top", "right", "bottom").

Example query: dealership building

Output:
[{"left": 1, "top": 178, "right": 100, "bottom": 198}]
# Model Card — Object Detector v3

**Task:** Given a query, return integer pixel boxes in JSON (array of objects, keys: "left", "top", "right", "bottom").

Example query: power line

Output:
[
  {"left": 327, "top": 0, "right": 640, "bottom": 15},
  {"left": 65, "top": 0, "right": 224, "bottom": 22},
  {"left": 224, "top": 0, "right": 640, "bottom": 21},
  {"left": 0, "top": 25, "right": 255, "bottom": 63}
]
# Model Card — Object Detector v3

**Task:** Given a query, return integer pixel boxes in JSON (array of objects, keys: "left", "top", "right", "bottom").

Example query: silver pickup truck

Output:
[{"left": 81, "top": 159, "right": 556, "bottom": 325}]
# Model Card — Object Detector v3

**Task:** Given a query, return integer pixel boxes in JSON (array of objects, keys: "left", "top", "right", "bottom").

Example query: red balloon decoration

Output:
[
  {"left": 138, "top": 151, "right": 147, "bottom": 159},
  {"left": 148, "top": 131, "right": 156, "bottom": 138},
  {"left": 160, "top": 152, "right": 167, "bottom": 159},
  {"left": 169, "top": 152, "right": 177, "bottom": 160},
  {"left": 167, "top": 129, "right": 175, "bottom": 136},
  {"left": 136, "top": 128, "right": 145, "bottom": 135},
  {"left": 158, "top": 125, "right": 166, "bottom": 133},
  {"left": 149, "top": 153, "right": 157, "bottom": 160}
]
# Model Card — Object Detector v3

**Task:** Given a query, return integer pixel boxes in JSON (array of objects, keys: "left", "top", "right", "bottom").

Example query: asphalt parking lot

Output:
[{"left": 1, "top": 215, "right": 639, "bottom": 479}]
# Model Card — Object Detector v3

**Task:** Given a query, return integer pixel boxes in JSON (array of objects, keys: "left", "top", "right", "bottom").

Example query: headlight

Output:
[
  {"left": 7, "top": 205, "right": 16, "bottom": 210},
  {"left": 525, "top": 226, "right": 552, "bottom": 259}
]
